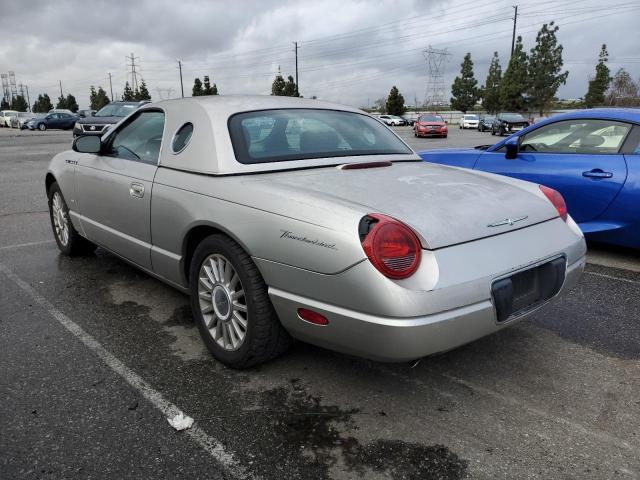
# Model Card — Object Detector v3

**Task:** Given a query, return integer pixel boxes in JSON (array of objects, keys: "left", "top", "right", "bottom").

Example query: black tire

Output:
[
  {"left": 38, "top": 123, "right": 46, "bottom": 131},
  {"left": 189, "top": 234, "right": 292, "bottom": 369},
  {"left": 47, "top": 182, "right": 96, "bottom": 256},
  {"left": 491, "top": 128, "right": 496, "bottom": 136}
]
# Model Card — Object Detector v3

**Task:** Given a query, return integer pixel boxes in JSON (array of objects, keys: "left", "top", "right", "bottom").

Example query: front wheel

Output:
[
  {"left": 48, "top": 182, "right": 96, "bottom": 256},
  {"left": 38, "top": 123, "right": 46, "bottom": 131},
  {"left": 189, "top": 234, "right": 292, "bottom": 369}
]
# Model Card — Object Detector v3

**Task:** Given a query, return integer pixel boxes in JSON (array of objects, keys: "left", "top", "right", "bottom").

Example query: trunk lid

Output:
[{"left": 248, "top": 161, "right": 559, "bottom": 249}]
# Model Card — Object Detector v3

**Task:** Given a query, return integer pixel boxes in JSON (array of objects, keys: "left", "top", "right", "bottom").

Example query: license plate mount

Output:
[{"left": 492, "top": 257, "right": 566, "bottom": 322}]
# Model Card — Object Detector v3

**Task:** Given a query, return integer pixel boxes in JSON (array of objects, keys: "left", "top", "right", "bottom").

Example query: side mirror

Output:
[
  {"left": 504, "top": 138, "right": 519, "bottom": 160},
  {"left": 73, "top": 135, "right": 102, "bottom": 154}
]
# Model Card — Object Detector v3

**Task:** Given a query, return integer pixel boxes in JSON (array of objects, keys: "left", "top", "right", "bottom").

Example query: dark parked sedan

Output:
[
  {"left": 26, "top": 112, "right": 77, "bottom": 131},
  {"left": 491, "top": 113, "right": 530, "bottom": 136},
  {"left": 478, "top": 115, "right": 495, "bottom": 132}
]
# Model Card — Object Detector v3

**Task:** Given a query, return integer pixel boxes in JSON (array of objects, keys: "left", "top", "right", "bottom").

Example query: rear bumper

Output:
[{"left": 269, "top": 255, "right": 585, "bottom": 362}]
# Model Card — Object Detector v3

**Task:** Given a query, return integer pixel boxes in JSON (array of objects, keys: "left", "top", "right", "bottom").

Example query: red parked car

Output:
[{"left": 414, "top": 114, "right": 448, "bottom": 138}]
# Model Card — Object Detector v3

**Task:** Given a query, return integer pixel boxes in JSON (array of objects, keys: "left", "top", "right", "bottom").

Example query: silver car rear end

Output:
[{"left": 262, "top": 217, "right": 585, "bottom": 361}]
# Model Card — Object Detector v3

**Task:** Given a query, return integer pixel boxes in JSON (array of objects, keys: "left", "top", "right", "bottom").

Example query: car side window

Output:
[
  {"left": 520, "top": 119, "right": 631, "bottom": 154},
  {"left": 105, "top": 111, "right": 165, "bottom": 165}
]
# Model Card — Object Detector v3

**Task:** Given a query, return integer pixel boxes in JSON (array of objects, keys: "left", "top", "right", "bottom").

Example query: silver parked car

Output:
[{"left": 45, "top": 96, "right": 586, "bottom": 368}]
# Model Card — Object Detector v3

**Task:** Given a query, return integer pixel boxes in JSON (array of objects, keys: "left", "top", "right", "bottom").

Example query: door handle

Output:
[
  {"left": 582, "top": 169, "right": 613, "bottom": 179},
  {"left": 129, "top": 182, "right": 145, "bottom": 198}
]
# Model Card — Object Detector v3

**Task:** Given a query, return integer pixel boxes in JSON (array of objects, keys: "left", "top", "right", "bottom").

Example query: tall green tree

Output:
[
  {"left": 584, "top": 44, "right": 611, "bottom": 108},
  {"left": 386, "top": 86, "right": 406, "bottom": 115},
  {"left": 271, "top": 74, "right": 286, "bottom": 96},
  {"left": 89, "top": 86, "right": 110, "bottom": 110},
  {"left": 483, "top": 52, "right": 502, "bottom": 114},
  {"left": 527, "top": 22, "right": 568, "bottom": 116},
  {"left": 192, "top": 78, "right": 203, "bottom": 96},
  {"left": 12, "top": 95, "right": 29, "bottom": 112},
  {"left": 202, "top": 76, "right": 219, "bottom": 95},
  {"left": 65, "top": 94, "right": 79, "bottom": 113},
  {"left": 500, "top": 36, "right": 529, "bottom": 111},
  {"left": 450, "top": 52, "right": 480, "bottom": 113},
  {"left": 0, "top": 98, "right": 9, "bottom": 110},
  {"left": 122, "top": 82, "right": 135, "bottom": 101},
  {"left": 136, "top": 80, "right": 151, "bottom": 101},
  {"left": 32, "top": 94, "right": 53, "bottom": 113},
  {"left": 56, "top": 95, "right": 68, "bottom": 109},
  {"left": 283, "top": 75, "right": 299, "bottom": 97}
]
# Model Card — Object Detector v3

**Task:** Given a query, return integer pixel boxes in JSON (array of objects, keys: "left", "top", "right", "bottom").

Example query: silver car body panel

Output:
[{"left": 46, "top": 95, "right": 586, "bottom": 362}]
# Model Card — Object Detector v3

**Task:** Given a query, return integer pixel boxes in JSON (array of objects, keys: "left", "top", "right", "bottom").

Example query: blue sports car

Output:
[{"left": 419, "top": 108, "right": 640, "bottom": 249}]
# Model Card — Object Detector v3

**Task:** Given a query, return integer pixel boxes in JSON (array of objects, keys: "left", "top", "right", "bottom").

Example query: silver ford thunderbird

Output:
[{"left": 45, "top": 96, "right": 586, "bottom": 368}]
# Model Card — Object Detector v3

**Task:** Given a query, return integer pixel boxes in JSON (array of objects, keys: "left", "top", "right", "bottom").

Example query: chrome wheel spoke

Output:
[
  {"left": 233, "top": 301, "right": 247, "bottom": 313},
  {"left": 233, "top": 311, "right": 248, "bottom": 329},
  {"left": 201, "top": 304, "right": 214, "bottom": 314}
]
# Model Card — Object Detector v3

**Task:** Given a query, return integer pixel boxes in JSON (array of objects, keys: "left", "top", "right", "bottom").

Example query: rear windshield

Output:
[
  {"left": 418, "top": 115, "right": 443, "bottom": 122},
  {"left": 229, "top": 109, "right": 412, "bottom": 164}
]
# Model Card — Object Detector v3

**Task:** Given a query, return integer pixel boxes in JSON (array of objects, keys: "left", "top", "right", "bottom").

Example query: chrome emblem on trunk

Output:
[{"left": 487, "top": 215, "right": 528, "bottom": 227}]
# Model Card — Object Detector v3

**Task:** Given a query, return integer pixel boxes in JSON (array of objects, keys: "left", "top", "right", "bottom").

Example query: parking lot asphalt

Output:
[{"left": 1, "top": 126, "right": 639, "bottom": 480}]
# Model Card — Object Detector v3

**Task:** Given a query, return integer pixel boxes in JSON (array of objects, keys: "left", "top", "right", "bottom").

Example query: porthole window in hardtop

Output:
[{"left": 172, "top": 122, "right": 194, "bottom": 153}]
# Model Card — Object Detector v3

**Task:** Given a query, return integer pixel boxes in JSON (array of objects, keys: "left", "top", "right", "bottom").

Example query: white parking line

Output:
[
  {"left": 0, "top": 261, "right": 257, "bottom": 480},
  {"left": 0, "top": 240, "right": 55, "bottom": 251},
  {"left": 585, "top": 271, "right": 640, "bottom": 285}
]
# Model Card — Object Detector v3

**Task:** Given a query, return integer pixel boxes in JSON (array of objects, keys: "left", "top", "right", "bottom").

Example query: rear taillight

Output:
[
  {"left": 539, "top": 185, "right": 568, "bottom": 222},
  {"left": 360, "top": 214, "right": 421, "bottom": 279}
]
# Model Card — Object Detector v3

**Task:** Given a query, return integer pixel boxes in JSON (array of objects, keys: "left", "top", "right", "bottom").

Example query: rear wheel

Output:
[
  {"left": 189, "top": 234, "right": 292, "bottom": 369},
  {"left": 48, "top": 182, "right": 96, "bottom": 256}
]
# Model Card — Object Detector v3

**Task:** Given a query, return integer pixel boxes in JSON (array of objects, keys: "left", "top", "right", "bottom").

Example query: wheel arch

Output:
[
  {"left": 45, "top": 172, "right": 57, "bottom": 195},
  {"left": 181, "top": 222, "right": 256, "bottom": 287}
]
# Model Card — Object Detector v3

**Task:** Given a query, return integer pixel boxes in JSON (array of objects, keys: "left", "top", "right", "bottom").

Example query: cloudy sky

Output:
[{"left": 1, "top": 0, "right": 638, "bottom": 109}]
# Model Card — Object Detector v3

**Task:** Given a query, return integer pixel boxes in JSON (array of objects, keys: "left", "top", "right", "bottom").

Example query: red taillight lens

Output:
[
  {"left": 539, "top": 185, "right": 568, "bottom": 222},
  {"left": 360, "top": 214, "right": 421, "bottom": 279}
]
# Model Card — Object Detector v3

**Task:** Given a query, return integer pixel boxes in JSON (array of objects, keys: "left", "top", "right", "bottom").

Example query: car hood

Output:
[
  {"left": 242, "top": 161, "right": 558, "bottom": 250},
  {"left": 77, "top": 116, "right": 121, "bottom": 125}
]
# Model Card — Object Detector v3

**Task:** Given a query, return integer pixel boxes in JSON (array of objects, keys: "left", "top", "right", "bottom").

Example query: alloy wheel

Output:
[
  {"left": 197, "top": 254, "right": 248, "bottom": 351},
  {"left": 51, "top": 192, "right": 69, "bottom": 246}
]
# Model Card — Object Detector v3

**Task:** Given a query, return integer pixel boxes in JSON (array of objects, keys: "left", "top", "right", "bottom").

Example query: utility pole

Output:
[
  {"left": 25, "top": 85, "right": 31, "bottom": 111},
  {"left": 293, "top": 41, "right": 299, "bottom": 96},
  {"left": 178, "top": 60, "right": 184, "bottom": 98},
  {"left": 510, "top": 5, "right": 518, "bottom": 59},
  {"left": 59, "top": 80, "right": 63, "bottom": 99},
  {"left": 108, "top": 72, "right": 114, "bottom": 100}
]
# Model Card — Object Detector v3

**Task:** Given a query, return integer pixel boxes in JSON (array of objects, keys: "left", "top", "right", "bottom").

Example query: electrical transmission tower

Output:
[
  {"left": 127, "top": 53, "right": 141, "bottom": 90},
  {"left": 1, "top": 74, "right": 9, "bottom": 104},
  {"left": 155, "top": 87, "right": 175, "bottom": 100},
  {"left": 423, "top": 46, "right": 451, "bottom": 109},
  {"left": 8, "top": 71, "right": 18, "bottom": 101}
]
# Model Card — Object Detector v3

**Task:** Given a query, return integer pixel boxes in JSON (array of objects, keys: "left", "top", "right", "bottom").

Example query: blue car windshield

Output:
[
  {"left": 95, "top": 104, "right": 137, "bottom": 117},
  {"left": 229, "top": 109, "right": 413, "bottom": 164}
]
